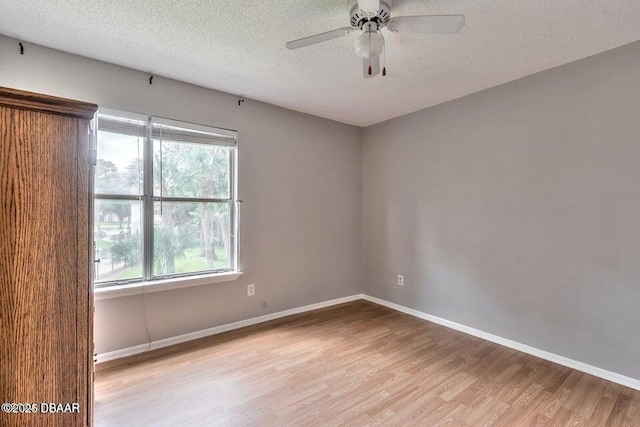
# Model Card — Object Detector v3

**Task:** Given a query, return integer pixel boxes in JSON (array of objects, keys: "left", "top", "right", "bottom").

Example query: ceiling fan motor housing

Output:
[{"left": 350, "top": 0, "right": 392, "bottom": 29}]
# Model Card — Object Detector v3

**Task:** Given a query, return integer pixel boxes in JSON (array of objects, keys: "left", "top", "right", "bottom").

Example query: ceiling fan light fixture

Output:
[{"left": 355, "top": 31, "right": 384, "bottom": 59}]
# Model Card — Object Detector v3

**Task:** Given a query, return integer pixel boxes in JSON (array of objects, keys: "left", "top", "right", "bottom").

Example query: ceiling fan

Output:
[{"left": 286, "top": 0, "right": 465, "bottom": 78}]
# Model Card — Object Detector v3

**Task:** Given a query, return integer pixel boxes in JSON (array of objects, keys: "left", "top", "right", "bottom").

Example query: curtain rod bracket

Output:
[
  {"left": 238, "top": 97, "right": 245, "bottom": 106},
  {"left": 19, "top": 42, "right": 24, "bottom": 55},
  {"left": 149, "top": 75, "right": 154, "bottom": 85}
]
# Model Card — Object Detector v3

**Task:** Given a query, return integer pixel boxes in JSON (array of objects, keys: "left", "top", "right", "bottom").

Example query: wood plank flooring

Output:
[{"left": 95, "top": 301, "right": 640, "bottom": 426}]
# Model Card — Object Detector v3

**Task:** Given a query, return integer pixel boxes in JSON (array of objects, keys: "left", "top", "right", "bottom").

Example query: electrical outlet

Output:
[
  {"left": 397, "top": 275, "right": 404, "bottom": 286},
  {"left": 247, "top": 284, "right": 255, "bottom": 296}
]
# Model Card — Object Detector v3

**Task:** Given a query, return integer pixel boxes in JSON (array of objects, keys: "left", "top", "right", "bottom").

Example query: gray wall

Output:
[
  {"left": 0, "top": 35, "right": 363, "bottom": 354},
  {"left": 3, "top": 33, "right": 639, "bottom": 380},
  {"left": 363, "top": 41, "right": 640, "bottom": 379}
]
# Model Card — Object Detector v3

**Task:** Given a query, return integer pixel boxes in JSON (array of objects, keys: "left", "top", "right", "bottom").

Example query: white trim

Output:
[
  {"left": 94, "top": 272, "right": 243, "bottom": 300},
  {"left": 95, "top": 344, "right": 149, "bottom": 363},
  {"left": 96, "top": 294, "right": 362, "bottom": 363},
  {"left": 361, "top": 294, "right": 640, "bottom": 391}
]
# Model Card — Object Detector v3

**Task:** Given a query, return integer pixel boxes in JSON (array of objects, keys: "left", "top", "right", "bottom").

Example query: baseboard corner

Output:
[{"left": 361, "top": 294, "right": 640, "bottom": 392}]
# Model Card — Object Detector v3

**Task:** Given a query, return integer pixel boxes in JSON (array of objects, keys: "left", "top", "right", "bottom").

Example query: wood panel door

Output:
[{"left": 0, "top": 87, "right": 97, "bottom": 427}]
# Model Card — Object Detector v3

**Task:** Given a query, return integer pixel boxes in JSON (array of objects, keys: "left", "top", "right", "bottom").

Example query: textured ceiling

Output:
[{"left": 1, "top": 1, "right": 640, "bottom": 126}]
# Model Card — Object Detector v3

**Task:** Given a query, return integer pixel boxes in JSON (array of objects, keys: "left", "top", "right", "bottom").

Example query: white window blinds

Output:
[
  {"left": 152, "top": 117, "right": 237, "bottom": 147},
  {"left": 98, "top": 112, "right": 237, "bottom": 147}
]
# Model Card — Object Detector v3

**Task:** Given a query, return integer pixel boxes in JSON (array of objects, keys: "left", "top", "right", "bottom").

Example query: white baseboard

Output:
[
  {"left": 361, "top": 294, "right": 640, "bottom": 392},
  {"left": 96, "top": 294, "right": 362, "bottom": 363},
  {"left": 97, "top": 292, "right": 640, "bottom": 392}
]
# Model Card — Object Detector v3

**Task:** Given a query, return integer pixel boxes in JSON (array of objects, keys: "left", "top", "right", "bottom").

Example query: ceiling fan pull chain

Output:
[
  {"left": 368, "top": 31, "right": 373, "bottom": 75},
  {"left": 380, "top": 30, "right": 387, "bottom": 77}
]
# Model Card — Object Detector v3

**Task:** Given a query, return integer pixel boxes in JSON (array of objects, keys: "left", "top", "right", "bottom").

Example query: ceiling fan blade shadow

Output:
[{"left": 286, "top": 27, "right": 355, "bottom": 50}]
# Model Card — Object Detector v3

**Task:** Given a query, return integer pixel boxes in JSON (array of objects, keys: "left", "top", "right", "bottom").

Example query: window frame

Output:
[{"left": 94, "top": 109, "right": 239, "bottom": 289}]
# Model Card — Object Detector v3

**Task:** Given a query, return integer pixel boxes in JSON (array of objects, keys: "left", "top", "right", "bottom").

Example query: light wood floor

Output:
[{"left": 95, "top": 301, "right": 640, "bottom": 426}]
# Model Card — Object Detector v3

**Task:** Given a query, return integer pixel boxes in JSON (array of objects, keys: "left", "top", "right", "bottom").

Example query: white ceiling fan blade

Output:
[
  {"left": 363, "top": 56, "right": 380, "bottom": 78},
  {"left": 387, "top": 15, "right": 465, "bottom": 34},
  {"left": 358, "top": 0, "right": 380, "bottom": 13},
  {"left": 286, "top": 27, "right": 354, "bottom": 50}
]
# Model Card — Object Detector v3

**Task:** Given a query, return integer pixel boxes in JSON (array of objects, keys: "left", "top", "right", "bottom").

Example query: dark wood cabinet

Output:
[{"left": 0, "top": 87, "right": 98, "bottom": 426}]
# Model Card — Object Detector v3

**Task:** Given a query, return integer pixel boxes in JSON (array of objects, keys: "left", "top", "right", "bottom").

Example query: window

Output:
[{"left": 94, "top": 110, "right": 238, "bottom": 287}]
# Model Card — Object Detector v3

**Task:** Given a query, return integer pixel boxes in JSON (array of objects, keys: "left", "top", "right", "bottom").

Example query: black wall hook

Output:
[
  {"left": 149, "top": 75, "right": 154, "bottom": 85},
  {"left": 19, "top": 42, "right": 24, "bottom": 55},
  {"left": 238, "top": 98, "right": 245, "bottom": 106}
]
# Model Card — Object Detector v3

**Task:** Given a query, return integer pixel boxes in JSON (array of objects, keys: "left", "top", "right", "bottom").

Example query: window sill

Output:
[{"left": 94, "top": 271, "right": 243, "bottom": 301}]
